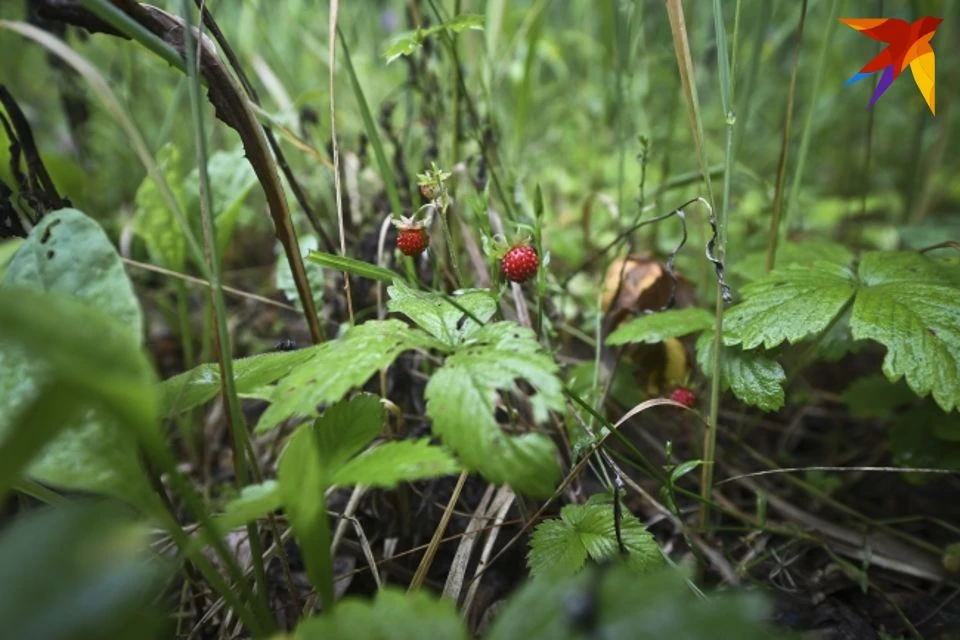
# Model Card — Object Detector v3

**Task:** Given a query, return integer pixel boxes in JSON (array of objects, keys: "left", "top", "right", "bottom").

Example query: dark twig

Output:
[{"left": 191, "top": 0, "right": 336, "bottom": 253}]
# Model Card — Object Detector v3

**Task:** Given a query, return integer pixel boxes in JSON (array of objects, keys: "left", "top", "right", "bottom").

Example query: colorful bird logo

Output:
[{"left": 839, "top": 16, "right": 942, "bottom": 115}]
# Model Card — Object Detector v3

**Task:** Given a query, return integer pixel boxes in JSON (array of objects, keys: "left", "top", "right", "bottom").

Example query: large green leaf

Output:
[
  {"left": 527, "top": 497, "right": 660, "bottom": 578},
  {"left": 295, "top": 588, "right": 467, "bottom": 640},
  {"left": 723, "top": 261, "right": 858, "bottom": 350},
  {"left": 850, "top": 251, "right": 960, "bottom": 412},
  {"left": 388, "top": 280, "right": 497, "bottom": 346},
  {"left": 0, "top": 503, "right": 168, "bottom": 640},
  {"left": 697, "top": 332, "right": 786, "bottom": 412},
  {"left": 0, "top": 210, "right": 155, "bottom": 507},
  {"left": 606, "top": 307, "right": 713, "bottom": 345},
  {"left": 132, "top": 143, "right": 187, "bottom": 271},
  {"left": 160, "top": 345, "right": 318, "bottom": 416},
  {"left": 486, "top": 563, "right": 781, "bottom": 640},
  {"left": 256, "top": 320, "right": 443, "bottom": 432},
  {"left": 425, "top": 322, "right": 564, "bottom": 497}
]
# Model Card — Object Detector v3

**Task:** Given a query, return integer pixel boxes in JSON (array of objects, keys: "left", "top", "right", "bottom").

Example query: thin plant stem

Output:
[
  {"left": 329, "top": 0, "right": 355, "bottom": 325},
  {"left": 784, "top": 0, "right": 843, "bottom": 233},
  {"left": 702, "top": 0, "right": 737, "bottom": 530},
  {"left": 179, "top": 0, "right": 271, "bottom": 623},
  {"left": 765, "top": 0, "right": 808, "bottom": 272}
]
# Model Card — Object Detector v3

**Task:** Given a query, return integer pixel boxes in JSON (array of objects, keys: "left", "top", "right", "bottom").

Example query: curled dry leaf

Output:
[{"left": 602, "top": 253, "right": 696, "bottom": 395}]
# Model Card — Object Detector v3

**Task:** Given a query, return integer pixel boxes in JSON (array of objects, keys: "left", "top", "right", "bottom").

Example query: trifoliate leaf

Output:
[
  {"left": 697, "top": 332, "right": 785, "bottom": 412},
  {"left": 160, "top": 347, "right": 318, "bottom": 416},
  {"left": 850, "top": 251, "right": 960, "bottom": 412},
  {"left": 723, "top": 262, "right": 858, "bottom": 350},
  {"left": 388, "top": 281, "right": 497, "bottom": 346},
  {"left": 731, "top": 240, "right": 854, "bottom": 282},
  {"left": 295, "top": 588, "right": 467, "bottom": 639},
  {"left": 606, "top": 307, "right": 713, "bottom": 345},
  {"left": 487, "top": 564, "right": 781, "bottom": 640},
  {"left": 331, "top": 439, "right": 460, "bottom": 488},
  {"left": 527, "top": 499, "right": 660, "bottom": 578},
  {"left": 256, "top": 320, "right": 443, "bottom": 432},
  {"left": 425, "top": 322, "right": 564, "bottom": 497}
]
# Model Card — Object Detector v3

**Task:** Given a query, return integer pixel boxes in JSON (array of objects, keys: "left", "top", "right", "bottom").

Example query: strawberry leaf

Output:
[
  {"left": 255, "top": 320, "right": 443, "bottom": 432},
  {"left": 850, "top": 251, "right": 960, "bottom": 412},
  {"left": 527, "top": 497, "right": 660, "bottom": 578},
  {"left": 425, "top": 322, "right": 563, "bottom": 497},
  {"left": 331, "top": 439, "right": 460, "bottom": 488},
  {"left": 723, "top": 262, "right": 858, "bottom": 350},
  {"left": 606, "top": 307, "right": 713, "bottom": 345},
  {"left": 388, "top": 281, "right": 497, "bottom": 346},
  {"left": 697, "top": 333, "right": 785, "bottom": 412}
]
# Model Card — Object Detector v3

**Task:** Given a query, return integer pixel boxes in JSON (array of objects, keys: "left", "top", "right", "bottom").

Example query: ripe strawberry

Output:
[
  {"left": 670, "top": 387, "right": 697, "bottom": 408},
  {"left": 396, "top": 226, "right": 429, "bottom": 256},
  {"left": 501, "top": 244, "right": 539, "bottom": 283}
]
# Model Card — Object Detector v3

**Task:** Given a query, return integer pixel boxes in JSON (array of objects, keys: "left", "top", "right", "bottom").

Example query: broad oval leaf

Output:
[
  {"left": 606, "top": 307, "right": 713, "bottom": 345},
  {"left": 0, "top": 209, "right": 155, "bottom": 508}
]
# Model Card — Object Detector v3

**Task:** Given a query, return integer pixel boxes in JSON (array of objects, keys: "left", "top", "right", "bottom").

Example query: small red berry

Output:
[
  {"left": 501, "top": 244, "right": 539, "bottom": 283},
  {"left": 670, "top": 387, "right": 697, "bottom": 408},
  {"left": 397, "top": 226, "right": 429, "bottom": 256}
]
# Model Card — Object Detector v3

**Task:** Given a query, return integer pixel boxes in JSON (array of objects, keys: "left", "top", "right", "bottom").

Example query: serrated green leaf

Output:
[
  {"left": 723, "top": 262, "right": 857, "bottom": 350},
  {"left": 331, "top": 439, "right": 459, "bottom": 488},
  {"left": 160, "top": 346, "right": 318, "bottom": 416},
  {"left": 277, "top": 395, "right": 385, "bottom": 602},
  {"left": 388, "top": 280, "right": 497, "bottom": 346},
  {"left": 732, "top": 240, "right": 854, "bottom": 282},
  {"left": 487, "top": 564, "right": 781, "bottom": 640},
  {"left": 307, "top": 251, "right": 400, "bottom": 283},
  {"left": 0, "top": 210, "right": 156, "bottom": 508},
  {"left": 697, "top": 333, "right": 785, "bottom": 412},
  {"left": 850, "top": 251, "right": 960, "bottom": 412},
  {"left": 215, "top": 481, "right": 282, "bottom": 532},
  {"left": 295, "top": 588, "right": 467, "bottom": 639},
  {"left": 606, "top": 307, "right": 713, "bottom": 345},
  {"left": 527, "top": 500, "right": 660, "bottom": 578},
  {"left": 256, "top": 321, "right": 442, "bottom": 432},
  {"left": 132, "top": 143, "right": 187, "bottom": 271},
  {"left": 425, "top": 322, "right": 563, "bottom": 496}
]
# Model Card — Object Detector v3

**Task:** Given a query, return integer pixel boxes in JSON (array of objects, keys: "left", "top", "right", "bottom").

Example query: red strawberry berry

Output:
[
  {"left": 501, "top": 244, "right": 539, "bottom": 283},
  {"left": 670, "top": 387, "right": 697, "bottom": 408},
  {"left": 397, "top": 226, "right": 429, "bottom": 256}
]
